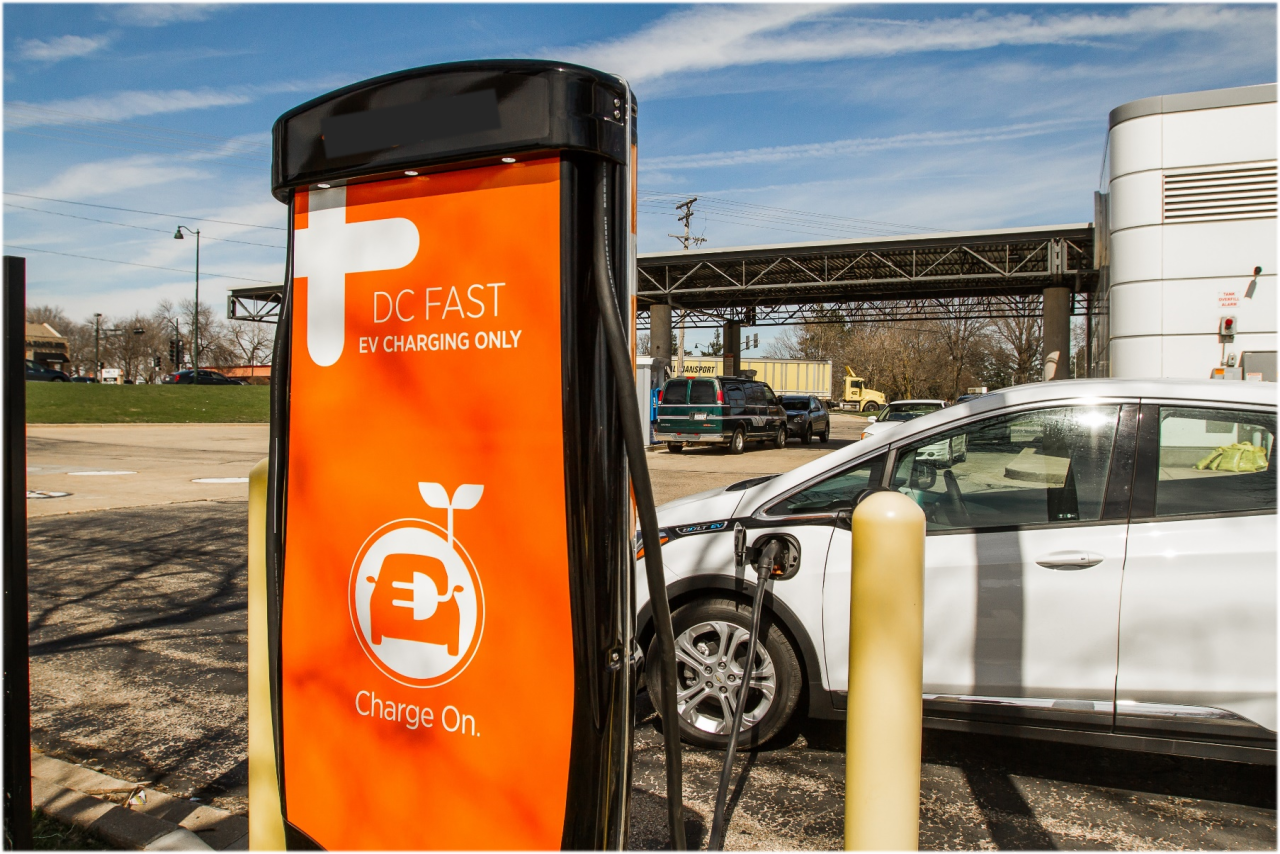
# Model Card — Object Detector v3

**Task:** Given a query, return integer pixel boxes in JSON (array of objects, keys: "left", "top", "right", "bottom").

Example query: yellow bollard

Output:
[
  {"left": 248, "top": 458, "right": 286, "bottom": 850},
  {"left": 844, "top": 490, "right": 926, "bottom": 851}
]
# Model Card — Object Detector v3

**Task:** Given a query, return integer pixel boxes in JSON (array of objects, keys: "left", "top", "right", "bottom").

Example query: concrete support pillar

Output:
[
  {"left": 649, "top": 303, "right": 672, "bottom": 367},
  {"left": 1042, "top": 287, "right": 1071, "bottom": 381},
  {"left": 722, "top": 320, "right": 741, "bottom": 378}
]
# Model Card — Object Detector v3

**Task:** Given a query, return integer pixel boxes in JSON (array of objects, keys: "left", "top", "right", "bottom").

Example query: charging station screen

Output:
[{"left": 281, "top": 158, "right": 573, "bottom": 849}]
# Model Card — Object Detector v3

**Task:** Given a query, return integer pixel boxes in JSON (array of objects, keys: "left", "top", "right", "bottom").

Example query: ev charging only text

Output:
[
  {"left": 355, "top": 689, "right": 479, "bottom": 737},
  {"left": 361, "top": 282, "right": 520, "bottom": 354}
]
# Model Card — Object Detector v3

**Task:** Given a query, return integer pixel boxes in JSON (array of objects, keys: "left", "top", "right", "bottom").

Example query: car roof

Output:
[
  {"left": 732, "top": 377, "right": 1277, "bottom": 513},
  {"left": 889, "top": 399, "right": 945, "bottom": 405}
]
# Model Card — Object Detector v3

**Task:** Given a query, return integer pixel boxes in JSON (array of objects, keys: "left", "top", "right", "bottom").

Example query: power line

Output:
[
  {"left": 640, "top": 190, "right": 947, "bottom": 235},
  {"left": 2, "top": 192, "right": 286, "bottom": 231},
  {"left": 2, "top": 244, "right": 276, "bottom": 283},
  {"left": 4, "top": 201, "right": 285, "bottom": 248}
]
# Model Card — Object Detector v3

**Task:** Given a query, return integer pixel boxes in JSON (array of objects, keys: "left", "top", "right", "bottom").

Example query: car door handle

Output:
[{"left": 1036, "top": 551, "right": 1104, "bottom": 570}]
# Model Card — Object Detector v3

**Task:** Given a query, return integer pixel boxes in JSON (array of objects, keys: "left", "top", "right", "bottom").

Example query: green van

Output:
[{"left": 655, "top": 375, "right": 788, "bottom": 454}]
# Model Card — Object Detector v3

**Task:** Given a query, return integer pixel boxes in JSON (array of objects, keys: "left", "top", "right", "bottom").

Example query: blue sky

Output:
[{"left": 4, "top": 3, "right": 1276, "bottom": 352}]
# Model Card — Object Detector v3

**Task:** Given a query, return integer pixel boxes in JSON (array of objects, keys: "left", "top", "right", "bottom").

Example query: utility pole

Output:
[
  {"left": 668, "top": 198, "right": 706, "bottom": 374},
  {"left": 93, "top": 313, "right": 102, "bottom": 381}
]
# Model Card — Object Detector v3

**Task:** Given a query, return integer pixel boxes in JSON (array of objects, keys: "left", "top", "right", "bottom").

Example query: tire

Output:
[
  {"left": 52, "top": 377, "right": 67, "bottom": 382},
  {"left": 862, "top": 401, "right": 879, "bottom": 413},
  {"left": 667, "top": 442, "right": 684, "bottom": 454},
  {"left": 772, "top": 425, "right": 787, "bottom": 449},
  {"left": 728, "top": 427, "right": 746, "bottom": 455},
  {"left": 801, "top": 424, "right": 813, "bottom": 445},
  {"left": 648, "top": 598, "right": 803, "bottom": 750},
  {"left": 819, "top": 423, "right": 830, "bottom": 443}
]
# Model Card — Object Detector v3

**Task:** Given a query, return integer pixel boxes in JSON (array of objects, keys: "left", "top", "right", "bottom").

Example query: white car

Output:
[
  {"left": 637, "top": 379, "right": 1276, "bottom": 762},
  {"left": 860, "top": 400, "right": 967, "bottom": 467}
]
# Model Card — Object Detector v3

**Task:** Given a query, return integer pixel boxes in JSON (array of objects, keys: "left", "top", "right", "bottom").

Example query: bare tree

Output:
[
  {"left": 991, "top": 303, "right": 1043, "bottom": 386},
  {"left": 226, "top": 320, "right": 275, "bottom": 368}
]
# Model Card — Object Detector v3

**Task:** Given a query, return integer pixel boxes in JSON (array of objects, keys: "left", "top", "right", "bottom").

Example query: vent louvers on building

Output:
[{"left": 1163, "top": 164, "right": 1277, "bottom": 223}]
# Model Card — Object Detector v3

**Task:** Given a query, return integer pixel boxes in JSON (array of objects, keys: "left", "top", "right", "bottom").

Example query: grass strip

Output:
[{"left": 26, "top": 383, "right": 270, "bottom": 424}]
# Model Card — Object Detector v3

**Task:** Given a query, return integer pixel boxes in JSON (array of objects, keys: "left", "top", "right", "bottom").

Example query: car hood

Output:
[
  {"left": 653, "top": 483, "right": 749, "bottom": 528},
  {"left": 860, "top": 420, "right": 904, "bottom": 438}
]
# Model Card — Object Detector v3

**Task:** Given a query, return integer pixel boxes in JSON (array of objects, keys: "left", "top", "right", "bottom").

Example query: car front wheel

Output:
[
  {"left": 819, "top": 423, "right": 829, "bottom": 443},
  {"left": 648, "top": 598, "right": 803, "bottom": 750},
  {"left": 802, "top": 424, "right": 812, "bottom": 445}
]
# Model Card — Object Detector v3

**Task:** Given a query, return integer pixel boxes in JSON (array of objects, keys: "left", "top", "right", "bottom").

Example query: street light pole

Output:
[
  {"left": 174, "top": 226, "right": 201, "bottom": 384},
  {"left": 93, "top": 313, "right": 102, "bottom": 381}
]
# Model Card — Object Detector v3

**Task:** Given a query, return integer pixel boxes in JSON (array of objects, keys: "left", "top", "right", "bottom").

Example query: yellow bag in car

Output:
[{"left": 1195, "top": 442, "right": 1270, "bottom": 472}]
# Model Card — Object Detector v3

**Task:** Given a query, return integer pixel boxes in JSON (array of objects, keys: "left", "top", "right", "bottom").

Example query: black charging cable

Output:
[
  {"left": 706, "top": 535, "right": 778, "bottom": 851},
  {"left": 593, "top": 162, "right": 687, "bottom": 851}
]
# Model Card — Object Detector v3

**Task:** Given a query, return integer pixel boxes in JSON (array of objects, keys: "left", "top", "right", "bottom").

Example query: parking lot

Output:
[{"left": 24, "top": 417, "right": 1277, "bottom": 849}]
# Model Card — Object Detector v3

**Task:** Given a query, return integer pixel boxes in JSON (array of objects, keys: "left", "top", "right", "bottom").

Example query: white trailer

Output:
[{"left": 672, "top": 357, "right": 833, "bottom": 398}]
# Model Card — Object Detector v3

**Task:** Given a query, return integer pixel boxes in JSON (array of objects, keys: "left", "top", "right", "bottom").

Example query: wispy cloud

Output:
[
  {"left": 21, "top": 155, "right": 207, "bottom": 201},
  {"left": 556, "top": 4, "right": 1269, "bottom": 83},
  {"left": 5, "top": 78, "right": 348, "bottom": 130},
  {"left": 16, "top": 34, "right": 111, "bottom": 62},
  {"left": 642, "top": 118, "right": 1091, "bottom": 171},
  {"left": 106, "top": 4, "right": 222, "bottom": 27}
]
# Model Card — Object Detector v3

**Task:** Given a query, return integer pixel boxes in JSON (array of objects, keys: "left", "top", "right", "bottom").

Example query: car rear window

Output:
[
  {"left": 689, "top": 380, "right": 717, "bottom": 404},
  {"left": 662, "top": 380, "right": 688, "bottom": 405}
]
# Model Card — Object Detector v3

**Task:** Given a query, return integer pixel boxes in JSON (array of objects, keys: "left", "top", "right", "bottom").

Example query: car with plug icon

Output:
[{"left": 635, "top": 378, "right": 1276, "bottom": 763}]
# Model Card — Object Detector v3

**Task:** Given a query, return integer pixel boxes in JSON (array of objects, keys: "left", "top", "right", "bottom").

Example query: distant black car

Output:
[
  {"left": 779, "top": 394, "right": 830, "bottom": 444},
  {"left": 70, "top": 376, "right": 97, "bottom": 383},
  {"left": 25, "top": 360, "right": 69, "bottom": 382},
  {"left": 162, "top": 369, "right": 246, "bottom": 386}
]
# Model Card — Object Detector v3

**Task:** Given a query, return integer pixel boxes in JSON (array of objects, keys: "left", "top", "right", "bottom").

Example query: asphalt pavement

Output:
[{"left": 24, "top": 420, "right": 1278, "bottom": 849}]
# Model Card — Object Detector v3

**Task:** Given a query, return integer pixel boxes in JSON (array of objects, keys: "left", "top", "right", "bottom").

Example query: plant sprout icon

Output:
[{"left": 418, "top": 481, "right": 483, "bottom": 547}]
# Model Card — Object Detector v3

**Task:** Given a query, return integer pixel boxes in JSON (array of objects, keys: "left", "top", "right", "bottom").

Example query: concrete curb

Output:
[{"left": 31, "top": 752, "right": 247, "bottom": 850}]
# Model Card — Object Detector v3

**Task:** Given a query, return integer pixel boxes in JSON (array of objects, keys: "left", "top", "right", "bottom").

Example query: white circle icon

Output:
[{"left": 349, "top": 518, "right": 484, "bottom": 688}]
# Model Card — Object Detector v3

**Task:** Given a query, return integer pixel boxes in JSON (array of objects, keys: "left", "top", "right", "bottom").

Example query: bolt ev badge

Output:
[{"left": 349, "top": 482, "right": 484, "bottom": 688}]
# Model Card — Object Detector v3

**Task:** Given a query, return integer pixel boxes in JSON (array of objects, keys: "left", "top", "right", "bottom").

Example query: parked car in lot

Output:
[
  {"left": 69, "top": 376, "right": 97, "bottom": 383},
  {"left": 861, "top": 399, "right": 965, "bottom": 465},
  {"left": 636, "top": 379, "right": 1276, "bottom": 762},
  {"left": 25, "top": 360, "right": 68, "bottom": 382},
  {"left": 656, "top": 375, "right": 788, "bottom": 454},
  {"left": 780, "top": 395, "right": 830, "bottom": 444},
  {"left": 161, "top": 369, "right": 246, "bottom": 385}
]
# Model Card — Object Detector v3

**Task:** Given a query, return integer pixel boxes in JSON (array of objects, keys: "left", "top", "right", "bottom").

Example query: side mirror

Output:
[
  {"left": 868, "top": 415, "right": 877, "bottom": 424},
  {"left": 751, "top": 533, "right": 801, "bottom": 580},
  {"left": 733, "top": 522, "right": 747, "bottom": 572}
]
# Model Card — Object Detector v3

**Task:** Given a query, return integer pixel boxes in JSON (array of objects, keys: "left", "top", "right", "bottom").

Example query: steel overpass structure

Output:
[{"left": 228, "top": 221, "right": 1103, "bottom": 379}]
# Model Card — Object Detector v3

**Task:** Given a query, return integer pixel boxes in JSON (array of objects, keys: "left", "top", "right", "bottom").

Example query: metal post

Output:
[
  {"left": 247, "top": 458, "right": 285, "bottom": 849},
  {"left": 845, "top": 491, "right": 925, "bottom": 851},
  {"left": 193, "top": 230, "right": 200, "bottom": 384},
  {"left": 723, "top": 320, "right": 740, "bottom": 378},
  {"left": 3, "top": 256, "right": 33, "bottom": 850},
  {"left": 93, "top": 313, "right": 102, "bottom": 380}
]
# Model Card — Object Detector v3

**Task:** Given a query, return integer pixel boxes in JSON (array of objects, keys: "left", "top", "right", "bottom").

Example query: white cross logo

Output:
[{"left": 293, "top": 186, "right": 420, "bottom": 367}]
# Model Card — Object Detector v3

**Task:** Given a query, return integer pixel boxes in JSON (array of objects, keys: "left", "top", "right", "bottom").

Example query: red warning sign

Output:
[{"left": 280, "top": 159, "right": 574, "bottom": 849}]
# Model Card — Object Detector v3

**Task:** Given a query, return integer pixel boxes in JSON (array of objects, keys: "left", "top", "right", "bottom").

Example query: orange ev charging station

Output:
[{"left": 258, "top": 61, "right": 677, "bottom": 850}]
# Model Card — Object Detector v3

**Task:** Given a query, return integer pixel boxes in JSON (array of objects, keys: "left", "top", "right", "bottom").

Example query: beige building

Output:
[{"left": 25, "top": 322, "right": 69, "bottom": 369}]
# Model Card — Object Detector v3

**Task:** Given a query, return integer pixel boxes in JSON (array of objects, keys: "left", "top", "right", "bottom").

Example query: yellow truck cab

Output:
[{"left": 842, "top": 367, "right": 886, "bottom": 412}]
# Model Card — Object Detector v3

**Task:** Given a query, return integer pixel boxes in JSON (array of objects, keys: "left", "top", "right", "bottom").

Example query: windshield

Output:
[
  {"left": 884, "top": 412, "right": 921, "bottom": 422},
  {"left": 780, "top": 396, "right": 809, "bottom": 410},
  {"left": 888, "top": 403, "right": 942, "bottom": 415}
]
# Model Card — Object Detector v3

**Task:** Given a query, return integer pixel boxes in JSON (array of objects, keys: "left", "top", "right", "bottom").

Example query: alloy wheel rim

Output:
[{"left": 672, "top": 619, "right": 776, "bottom": 735}]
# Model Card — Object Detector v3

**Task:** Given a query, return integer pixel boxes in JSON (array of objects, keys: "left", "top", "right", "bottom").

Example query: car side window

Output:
[
  {"left": 811, "top": 398, "right": 822, "bottom": 413},
  {"left": 747, "top": 385, "right": 765, "bottom": 407},
  {"left": 889, "top": 405, "right": 1121, "bottom": 532},
  {"left": 765, "top": 454, "right": 887, "bottom": 517},
  {"left": 726, "top": 385, "right": 746, "bottom": 415},
  {"left": 1154, "top": 407, "right": 1275, "bottom": 517}
]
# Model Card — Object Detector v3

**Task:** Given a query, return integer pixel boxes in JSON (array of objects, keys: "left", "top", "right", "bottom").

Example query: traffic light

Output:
[
  {"left": 153, "top": 355, "right": 162, "bottom": 370},
  {"left": 168, "top": 338, "right": 184, "bottom": 367}
]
